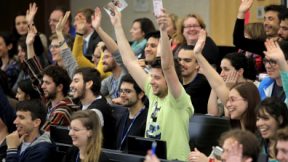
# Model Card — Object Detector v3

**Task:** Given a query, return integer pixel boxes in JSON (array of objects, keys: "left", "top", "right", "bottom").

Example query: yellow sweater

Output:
[{"left": 72, "top": 35, "right": 111, "bottom": 79}]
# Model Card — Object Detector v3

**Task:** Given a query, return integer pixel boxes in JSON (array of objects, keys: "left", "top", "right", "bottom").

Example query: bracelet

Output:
[{"left": 76, "top": 32, "right": 84, "bottom": 36}]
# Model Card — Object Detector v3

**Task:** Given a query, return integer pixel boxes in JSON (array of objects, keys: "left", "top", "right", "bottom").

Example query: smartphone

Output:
[
  {"left": 103, "top": 0, "right": 128, "bottom": 16},
  {"left": 212, "top": 146, "right": 223, "bottom": 159},
  {"left": 151, "top": 141, "right": 157, "bottom": 155},
  {"left": 153, "top": 0, "right": 163, "bottom": 17}
]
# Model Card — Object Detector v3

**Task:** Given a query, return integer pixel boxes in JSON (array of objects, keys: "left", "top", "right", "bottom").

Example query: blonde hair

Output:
[
  {"left": 167, "top": 13, "right": 179, "bottom": 38},
  {"left": 244, "top": 22, "right": 266, "bottom": 41},
  {"left": 71, "top": 110, "right": 103, "bottom": 162},
  {"left": 175, "top": 14, "right": 206, "bottom": 44}
]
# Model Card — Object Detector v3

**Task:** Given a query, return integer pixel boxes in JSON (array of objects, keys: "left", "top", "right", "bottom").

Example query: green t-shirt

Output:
[{"left": 144, "top": 79, "right": 194, "bottom": 161}]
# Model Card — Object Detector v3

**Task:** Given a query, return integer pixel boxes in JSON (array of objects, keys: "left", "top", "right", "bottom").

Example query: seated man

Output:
[
  {"left": 115, "top": 74, "right": 148, "bottom": 150},
  {"left": 177, "top": 45, "right": 211, "bottom": 114},
  {"left": 258, "top": 41, "right": 288, "bottom": 102},
  {"left": 6, "top": 100, "right": 55, "bottom": 162}
]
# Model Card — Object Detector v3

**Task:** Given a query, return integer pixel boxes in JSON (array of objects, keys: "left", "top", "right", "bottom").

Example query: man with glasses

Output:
[
  {"left": 115, "top": 74, "right": 148, "bottom": 150},
  {"left": 258, "top": 41, "right": 288, "bottom": 102}
]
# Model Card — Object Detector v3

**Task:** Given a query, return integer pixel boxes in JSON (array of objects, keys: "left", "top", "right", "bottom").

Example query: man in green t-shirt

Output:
[{"left": 103, "top": 7, "right": 194, "bottom": 161}]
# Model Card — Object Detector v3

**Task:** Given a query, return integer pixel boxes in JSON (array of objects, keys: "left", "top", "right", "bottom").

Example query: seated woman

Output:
[
  {"left": 256, "top": 97, "right": 288, "bottom": 162},
  {"left": 174, "top": 14, "right": 220, "bottom": 67},
  {"left": 130, "top": 17, "right": 156, "bottom": 59},
  {"left": 194, "top": 30, "right": 259, "bottom": 133},
  {"left": 15, "top": 79, "right": 41, "bottom": 101},
  {"left": 208, "top": 52, "right": 257, "bottom": 117},
  {"left": 63, "top": 110, "right": 108, "bottom": 162}
]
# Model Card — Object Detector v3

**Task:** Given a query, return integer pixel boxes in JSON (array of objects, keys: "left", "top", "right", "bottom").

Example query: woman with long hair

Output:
[{"left": 63, "top": 110, "right": 108, "bottom": 162}]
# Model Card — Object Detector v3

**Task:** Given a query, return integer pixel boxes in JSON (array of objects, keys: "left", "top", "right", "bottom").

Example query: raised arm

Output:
[
  {"left": 194, "top": 30, "right": 230, "bottom": 104},
  {"left": 26, "top": 25, "right": 37, "bottom": 59},
  {"left": 55, "top": 11, "right": 78, "bottom": 78},
  {"left": 264, "top": 40, "right": 288, "bottom": 71},
  {"left": 264, "top": 40, "right": 288, "bottom": 103},
  {"left": 157, "top": 9, "right": 182, "bottom": 98},
  {"left": 92, "top": 7, "right": 118, "bottom": 53},
  {"left": 110, "top": 8, "right": 148, "bottom": 90},
  {"left": 233, "top": 0, "right": 266, "bottom": 55}
]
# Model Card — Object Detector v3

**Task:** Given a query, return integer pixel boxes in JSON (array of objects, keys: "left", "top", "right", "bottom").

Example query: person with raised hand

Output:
[
  {"left": 194, "top": 30, "right": 259, "bottom": 133},
  {"left": 71, "top": 8, "right": 111, "bottom": 80},
  {"left": 263, "top": 39, "right": 288, "bottom": 104},
  {"left": 90, "top": 7, "right": 127, "bottom": 102},
  {"left": 25, "top": 3, "right": 38, "bottom": 26},
  {"left": 110, "top": 7, "right": 193, "bottom": 161},
  {"left": 55, "top": 11, "right": 78, "bottom": 78},
  {"left": 233, "top": 0, "right": 286, "bottom": 55}
]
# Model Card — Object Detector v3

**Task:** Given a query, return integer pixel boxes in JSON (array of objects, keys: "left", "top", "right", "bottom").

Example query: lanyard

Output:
[
  {"left": 120, "top": 108, "right": 145, "bottom": 147},
  {"left": 76, "top": 151, "right": 80, "bottom": 162}
]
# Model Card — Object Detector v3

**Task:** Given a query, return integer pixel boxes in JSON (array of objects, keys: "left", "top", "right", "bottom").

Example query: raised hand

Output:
[
  {"left": 108, "top": 6, "right": 122, "bottom": 27},
  {"left": 26, "top": 2, "right": 38, "bottom": 25},
  {"left": 56, "top": 11, "right": 70, "bottom": 34},
  {"left": 156, "top": 9, "right": 168, "bottom": 31},
  {"left": 75, "top": 17, "right": 86, "bottom": 35},
  {"left": 92, "top": 7, "right": 102, "bottom": 30},
  {"left": 193, "top": 29, "right": 206, "bottom": 55},
  {"left": 26, "top": 25, "right": 37, "bottom": 46},
  {"left": 264, "top": 39, "right": 286, "bottom": 62},
  {"left": 239, "top": 0, "right": 253, "bottom": 14}
]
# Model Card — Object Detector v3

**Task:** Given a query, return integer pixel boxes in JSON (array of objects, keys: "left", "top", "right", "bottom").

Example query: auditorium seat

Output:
[{"left": 189, "top": 114, "right": 231, "bottom": 155}]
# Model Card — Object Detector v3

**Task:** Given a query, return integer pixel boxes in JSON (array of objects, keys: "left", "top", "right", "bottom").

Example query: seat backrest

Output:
[
  {"left": 50, "top": 125, "right": 73, "bottom": 152},
  {"left": 189, "top": 114, "right": 231, "bottom": 155}
]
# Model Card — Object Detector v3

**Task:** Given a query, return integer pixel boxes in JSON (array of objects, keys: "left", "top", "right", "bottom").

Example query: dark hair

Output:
[
  {"left": 42, "top": 65, "right": 71, "bottom": 96},
  {"left": 151, "top": 57, "right": 182, "bottom": 83},
  {"left": 264, "top": 4, "right": 287, "bottom": 20},
  {"left": 256, "top": 97, "right": 288, "bottom": 129},
  {"left": 18, "top": 79, "right": 41, "bottom": 100},
  {"left": 219, "top": 129, "right": 260, "bottom": 162},
  {"left": 145, "top": 31, "right": 160, "bottom": 40},
  {"left": 223, "top": 53, "right": 257, "bottom": 80},
  {"left": 0, "top": 70, "right": 13, "bottom": 97},
  {"left": 11, "top": 12, "right": 27, "bottom": 56},
  {"left": 17, "top": 36, "right": 27, "bottom": 53},
  {"left": 120, "top": 74, "right": 142, "bottom": 94},
  {"left": 280, "top": 9, "right": 288, "bottom": 20},
  {"left": 73, "top": 67, "right": 101, "bottom": 96},
  {"left": 231, "top": 82, "right": 260, "bottom": 133},
  {"left": 0, "top": 32, "right": 13, "bottom": 58},
  {"left": 279, "top": 40, "right": 288, "bottom": 60},
  {"left": 77, "top": 8, "right": 94, "bottom": 23},
  {"left": 16, "top": 99, "right": 47, "bottom": 129},
  {"left": 133, "top": 18, "right": 156, "bottom": 37}
]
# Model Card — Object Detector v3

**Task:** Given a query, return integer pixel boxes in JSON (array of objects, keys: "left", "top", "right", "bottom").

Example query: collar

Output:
[{"left": 84, "top": 31, "right": 94, "bottom": 43}]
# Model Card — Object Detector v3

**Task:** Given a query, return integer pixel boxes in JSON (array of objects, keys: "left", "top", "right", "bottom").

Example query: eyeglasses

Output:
[
  {"left": 49, "top": 44, "right": 60, "bottom": 50},
  {"left": 263, "top": 58, "right": 277, "bottom": 66},
  {"left": 183, "top": 25, "right": 201, "bottom": 29},
  {"left": 119, "top": 88, "right": 133, "bottom": 94}
]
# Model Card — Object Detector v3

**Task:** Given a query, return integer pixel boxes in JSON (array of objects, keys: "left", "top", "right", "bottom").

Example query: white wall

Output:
[{"left": 71, "top": 0, "right": 210, "bottom": 40}]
